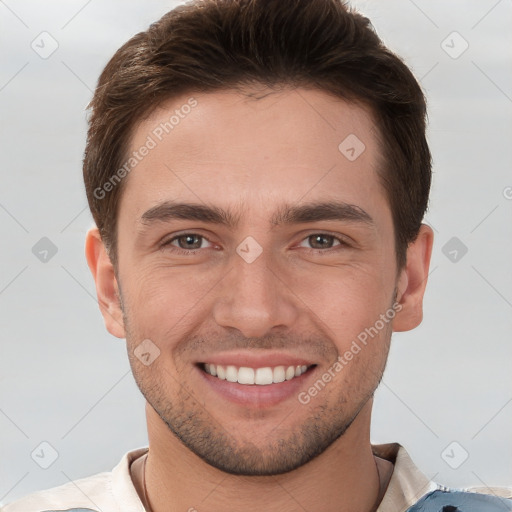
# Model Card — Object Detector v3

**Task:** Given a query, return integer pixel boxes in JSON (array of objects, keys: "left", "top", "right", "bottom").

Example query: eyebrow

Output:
[{"left": 139, "top": 200, "right": 374, "bottom": 229}]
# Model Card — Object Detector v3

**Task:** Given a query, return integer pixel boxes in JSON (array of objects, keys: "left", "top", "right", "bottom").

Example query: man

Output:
[{"left": 3, "top": 0, "right": 510, "bottom": 511}]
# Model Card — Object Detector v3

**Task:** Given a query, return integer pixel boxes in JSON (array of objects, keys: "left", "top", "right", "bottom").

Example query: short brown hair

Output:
[{"left": 84, "top": 0, "right": 431, "bottom": 271}]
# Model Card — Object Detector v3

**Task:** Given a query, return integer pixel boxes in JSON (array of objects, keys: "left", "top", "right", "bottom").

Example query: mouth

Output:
[
  {"left": 196, "top": 357, "right": 318, "bottom": 408},
  {"left": 201, "top": 362, "right": 314, "bottom": 385}
]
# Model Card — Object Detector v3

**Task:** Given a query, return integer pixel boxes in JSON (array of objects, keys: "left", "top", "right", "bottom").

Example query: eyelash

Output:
[{"left": 160, "top": 232, "right": 351, "bottom": 255}]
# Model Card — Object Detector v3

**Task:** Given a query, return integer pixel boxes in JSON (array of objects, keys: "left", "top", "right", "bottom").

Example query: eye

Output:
[
  {"left": 162, "top": 233, "right": 212, "bottom": 253},
  {"left": 299, "top": 234, "right": 346, "bottom": 250},
  {"left": 160, "top": 232, "right": 349, "bottom": 255}
]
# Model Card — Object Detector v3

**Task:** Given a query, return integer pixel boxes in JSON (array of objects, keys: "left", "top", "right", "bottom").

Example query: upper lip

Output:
[{"left": 197, "top": 351, "right": 316, "bottom": 368}]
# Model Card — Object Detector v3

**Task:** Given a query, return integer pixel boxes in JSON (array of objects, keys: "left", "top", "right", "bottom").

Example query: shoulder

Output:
[
  {"left": 372, "top": 443, "right": 512, "bottom": 512},
  {"left": 0, "top": 471, "right": 111, "bottom": 512},
  {"left": 407, "top": 487, "right": 512, "bottom": 511},
  {"left": 1, "top": 447, "right": 148, "bottom": 512}
]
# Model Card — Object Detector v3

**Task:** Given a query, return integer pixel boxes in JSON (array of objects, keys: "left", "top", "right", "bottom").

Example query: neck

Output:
[{"left": 143, "top": 401, "right": 384, "bottom": 512}]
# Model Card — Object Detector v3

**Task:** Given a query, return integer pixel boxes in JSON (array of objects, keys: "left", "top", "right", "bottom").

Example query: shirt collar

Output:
[{"left": 373, "top": 443, "right": 438, "bottom": 512}]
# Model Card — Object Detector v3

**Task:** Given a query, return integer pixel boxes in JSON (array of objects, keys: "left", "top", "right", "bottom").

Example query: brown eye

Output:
[
  {"left": 162, "top": 233, "right": 211, "bottom": 252},
  {"left": 303, "top": 234, "right": 341, "bottom": 250},
  {"left": 174, "top": 234, "right": 204, "bottom": 249}
]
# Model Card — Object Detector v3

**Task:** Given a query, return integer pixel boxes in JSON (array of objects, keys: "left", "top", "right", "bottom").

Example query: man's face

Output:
[{"left": 107, "top": 87, "right": 411, "bottom": 475}]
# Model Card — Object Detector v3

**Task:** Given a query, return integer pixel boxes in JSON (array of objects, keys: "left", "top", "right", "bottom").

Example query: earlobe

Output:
[
  {"left": 393, "top": 224, "right": 434, "bottom": 332},
  {"left": 85, "top": 227, "right": 126, "bottom": 338}
]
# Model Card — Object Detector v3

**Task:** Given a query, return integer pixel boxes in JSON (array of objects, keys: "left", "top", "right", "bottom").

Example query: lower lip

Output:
[{"left": 197, "top": 365, "right": 316, "bottom": 408}]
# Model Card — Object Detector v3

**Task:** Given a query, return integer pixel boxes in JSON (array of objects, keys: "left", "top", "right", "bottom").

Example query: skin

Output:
[{"left": 86, "top": 86, "right": 433, "bottom": 512}]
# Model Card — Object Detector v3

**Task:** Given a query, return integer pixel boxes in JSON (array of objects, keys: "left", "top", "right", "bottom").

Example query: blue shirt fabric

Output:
[{"left": 406, "top": 489, "right": 512, "bottom": 511}]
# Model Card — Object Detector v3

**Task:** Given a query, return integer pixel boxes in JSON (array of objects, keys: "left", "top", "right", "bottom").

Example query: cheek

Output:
[
  {"left": 286, "top": 262, "right": 395, "bottom": 341},
  {"left": 122, "top": 264, "right": 219, "bottom": 340}
]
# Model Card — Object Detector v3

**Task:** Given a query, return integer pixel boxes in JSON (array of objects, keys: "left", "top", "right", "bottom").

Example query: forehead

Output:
[{"left": 119, "top": 87, "right": 387, "bottom": 225}]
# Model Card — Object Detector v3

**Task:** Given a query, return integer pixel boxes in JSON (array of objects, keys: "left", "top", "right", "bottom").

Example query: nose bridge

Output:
[{"left": 213, "top": 244, "right": 298, "bottom": 338}]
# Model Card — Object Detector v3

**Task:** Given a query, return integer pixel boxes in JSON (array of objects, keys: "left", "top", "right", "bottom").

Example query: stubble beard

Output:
[{"left": 120, "top": 290, "right": 393, "bottom": 476}]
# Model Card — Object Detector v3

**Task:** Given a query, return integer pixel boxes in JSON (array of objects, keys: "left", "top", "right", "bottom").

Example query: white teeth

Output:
[
  {"left": 285, "top": 366, "right": 295, "bottom": 380},
  {"left": 203, "top": 363, "right": 310, "bottom": 385},
  {"left": 255, "top": 367, "right": 273, "bottom": 385},
  {"left": 273, "top": 366, "right": 285, "bottom": 383},
  {"left": 237, "top": 367, "right": 255, "bottom": 385},
  {"left": 226, "top": 365, "right": 238, "bottom": 383},
  {"left": 216, "top": 365, "right": 226, "bottom": 380}
]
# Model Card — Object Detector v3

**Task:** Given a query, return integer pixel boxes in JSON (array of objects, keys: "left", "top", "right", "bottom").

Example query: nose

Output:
[{"left": 212, "top": 249, "right": 299, "bottom": 339}]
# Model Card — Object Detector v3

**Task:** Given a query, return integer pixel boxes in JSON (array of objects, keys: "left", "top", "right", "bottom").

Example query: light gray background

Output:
[{"left": 1, "top": 0, "right": 511, "bottom": 505}]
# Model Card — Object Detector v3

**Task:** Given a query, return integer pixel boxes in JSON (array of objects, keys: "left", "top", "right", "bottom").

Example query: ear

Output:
[
  {"left": 393, "top": 224, "right": 434, "bottom": 332},
  {"left": 85, "top": 226, "right": 126, "bottom": 338}
]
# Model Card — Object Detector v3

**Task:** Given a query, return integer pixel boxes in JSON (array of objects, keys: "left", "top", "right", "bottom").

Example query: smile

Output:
[{"left": 202, "top": 363, "right": 312, "bottom": 385}]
